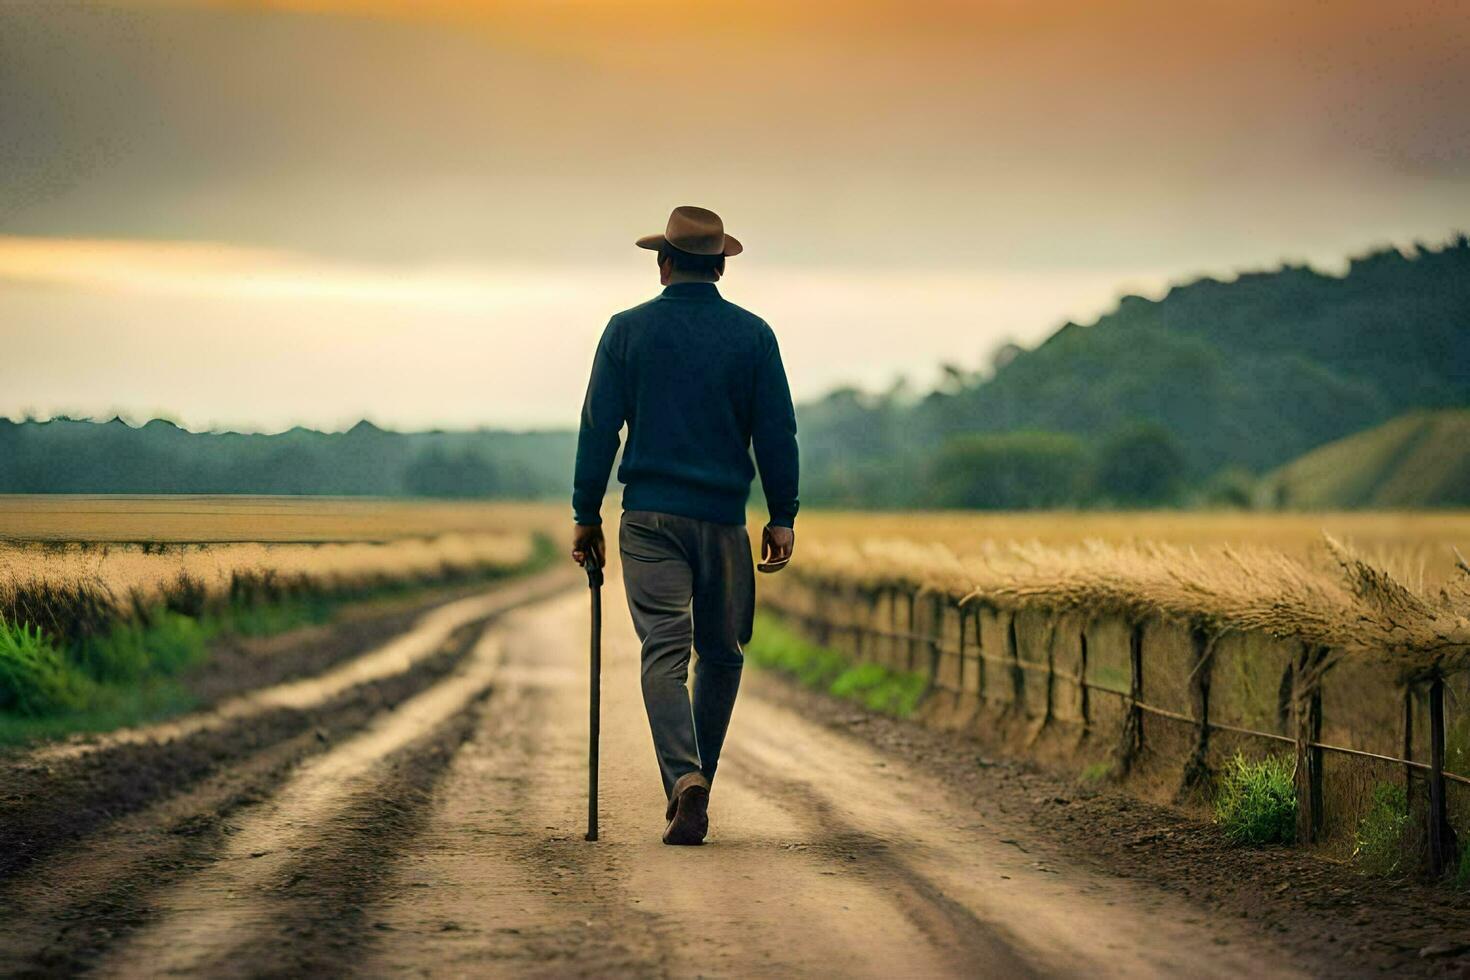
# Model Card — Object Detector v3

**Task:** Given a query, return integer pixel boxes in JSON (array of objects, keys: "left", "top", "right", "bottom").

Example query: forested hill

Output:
[
  {"left": 0, "top": 418, "right": 574, "bottom": 499},
  {"left": 800, "top": 236, "right": 1470, "bottom": 508},
  {"left": 1263, "top": 410, "right": 1470, "bottom": 509}
]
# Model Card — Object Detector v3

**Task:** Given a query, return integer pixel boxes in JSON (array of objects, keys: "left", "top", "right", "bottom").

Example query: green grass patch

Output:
[
  {"left": 0, "top": 616, "right": 95, "bottom": 716},
  {"left": 76, "top": 610, "right": 213, "bottom": 683},
  {"left": 0, "top": 609, "right": 216, "bottom": 747},
  {"left": 215, "top": 595, "right": 337, "bottom": 638},
  {"left": 1354, "top": 782, "right": 1411, "bottom": 876},
  {"left": 746, "top": 612, "right": 928, "bottom": 719},
  {"left": 1214, "top": 752, "right": 1296, "bottom": 846},
  {"left": 0, "top": 679, "right": 195, "bottom": 746},
  {"left": 0, "top": 534, "right": 558, "bottom": 747},
  {"left": 1080, "top": 761, "right": 1113, "bottom": 783}
]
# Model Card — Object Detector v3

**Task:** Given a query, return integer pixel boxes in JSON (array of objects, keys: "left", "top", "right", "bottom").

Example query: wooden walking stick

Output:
[{"left": 584, "top": 551, "right": 603, "bottom": 841}]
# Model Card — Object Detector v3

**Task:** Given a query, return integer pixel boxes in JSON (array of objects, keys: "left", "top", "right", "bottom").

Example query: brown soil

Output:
[
  {"left": 0, "top": 634, "right": 471, "bottom": 885},
  {"left": 2, "top": 562, "right": 1465, "bottom": 978},
  {"left": 752, "top": 675, "right": 1470, "bottom": 977},
  {"left": 181, "top": 590, "right": 474, "bottom": 704}
]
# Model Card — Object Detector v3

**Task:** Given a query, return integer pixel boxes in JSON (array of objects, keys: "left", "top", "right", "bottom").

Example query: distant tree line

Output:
[
  {"left": 798, "top": 236, "right": 1470, "bottom": 508},
  {"left": 928, "top": 424, "right": 1190, "bottom": 509},
  {"left": 0, "top": 418, "right": 574, "bottom": 499}
]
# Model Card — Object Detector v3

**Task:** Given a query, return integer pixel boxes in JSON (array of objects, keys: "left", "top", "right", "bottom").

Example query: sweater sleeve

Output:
[
  {"left": 572, "top": 319, "right": 626, "bottom": 526},
  {"left": 751, "top": 330, "right": 800, "bottom": 528}
]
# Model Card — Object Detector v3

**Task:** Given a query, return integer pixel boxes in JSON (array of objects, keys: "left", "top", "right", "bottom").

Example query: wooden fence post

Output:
[
  {"left": 1292, "top": 644, "right": 1324, "bottom": 846},
  {"left": 876, "top": 590, "right": 887, "bottom": 667},
  {"left": 906, "top": 589, "right": 919, "bottom": 672},
  {"left": 974, "top": 605, "right": 987, "bottom": 701},
  {"left": 1428, "top": 674, "right": 1457, "bottom": 877},
  {"left": 928, "top": 595, "right": 944, "bottom": 688},
  {"left": 1006, "top": 612, "right": 1025, "bottom": 710},
  {"left": 1117, "top": 620, "right": 1145, "bottom": 775},
  {"left": 1181, "top": 624, "right": 1214, "bottom": 794},
  {"left": 956, "top": 602, "right": 967, "bottom": 695},
  {"left": 893, "top": 587, "right": 904, "bottom": 669},
  {"left": 1078, "top": 623, "right": 1091, "bottom": 730},
  {"left": 1040, "top": 617, "right": 1057, "bottom": 727}
]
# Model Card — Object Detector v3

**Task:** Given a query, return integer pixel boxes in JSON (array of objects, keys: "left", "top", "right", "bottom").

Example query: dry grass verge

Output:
[{"left": 763, "top": 532, "right": 1470, "bottom": 879}]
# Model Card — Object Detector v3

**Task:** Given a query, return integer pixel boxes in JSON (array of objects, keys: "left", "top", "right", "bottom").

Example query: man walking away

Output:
[{"left": 570, "top": 205, "right": 799, "bottom": 846}]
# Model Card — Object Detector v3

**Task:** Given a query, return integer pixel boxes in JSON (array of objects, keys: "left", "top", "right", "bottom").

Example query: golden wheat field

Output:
[
  {"left": 783, "top": 509, "right": 1470, "bottom": 663},
  {"left": 0, "top": 495, "right": 566, "bottom": 544},
  {"left": 3, "top": 497, "right": 1467, "bottom": 620},
  {"left": 0, "top": 534, "right": 534, "bottom": 609},
  {"left": 0, "top": 497, "right": 567, "bottom": 616},
  {"left": 7, "top": 496, "right": 1464, "bottom": 556},
  {"left": 793, "top": 509, "right": 1470, "bottom": 587}
]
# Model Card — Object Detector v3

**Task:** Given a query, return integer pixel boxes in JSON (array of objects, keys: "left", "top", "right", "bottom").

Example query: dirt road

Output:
[{"left": 0, "top": 570, "right": 1334, "bottom": 977}]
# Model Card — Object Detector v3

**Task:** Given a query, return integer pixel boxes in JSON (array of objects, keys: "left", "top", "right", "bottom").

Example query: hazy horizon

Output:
[{"left": 2, "top": 230, "right": 1462, "bottom": 436}]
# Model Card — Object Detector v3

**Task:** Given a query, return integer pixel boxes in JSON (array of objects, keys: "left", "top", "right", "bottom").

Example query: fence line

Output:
[{"left": 764, "top": 577, "right": 1466, "bottom": 868}]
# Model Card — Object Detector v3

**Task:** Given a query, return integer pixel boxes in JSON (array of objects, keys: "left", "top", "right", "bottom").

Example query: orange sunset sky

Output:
[{"left": 2, "top": 0, "right": 1466, "bottom": 430}]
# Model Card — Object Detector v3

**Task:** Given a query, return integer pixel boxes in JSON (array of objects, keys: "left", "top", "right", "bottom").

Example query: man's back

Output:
[
  {"left": 572, "top": 282, "right": 798, "bottom": 530},
  {"left": 570, "top": 205, "right": 797, "bottom": 846}
]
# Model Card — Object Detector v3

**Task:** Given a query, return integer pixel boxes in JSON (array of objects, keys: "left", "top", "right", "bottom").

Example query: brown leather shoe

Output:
[{"left": 663, "top": 772, "right": 711, "bottom": 846}]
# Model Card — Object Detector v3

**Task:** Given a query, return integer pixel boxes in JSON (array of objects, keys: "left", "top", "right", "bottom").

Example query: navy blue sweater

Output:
[{"left": 572, "top": 282, "right": 799, "bottom": 528}]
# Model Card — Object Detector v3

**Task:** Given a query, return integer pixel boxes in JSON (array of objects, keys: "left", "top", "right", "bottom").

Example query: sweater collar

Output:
[{"left": 660, "top": 282, "right": 721, "bottom": 301}]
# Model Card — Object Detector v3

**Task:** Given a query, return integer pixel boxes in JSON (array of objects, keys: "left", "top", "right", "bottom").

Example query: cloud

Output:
[
  {"left": 5, "top": 1, "right": 1467, "bottom": 269},
  {"left": 0, "top": 236, "right": 625, "bottom": 313}
]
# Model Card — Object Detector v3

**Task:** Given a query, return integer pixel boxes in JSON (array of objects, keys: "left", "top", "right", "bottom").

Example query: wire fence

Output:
[{"left": 764, "top": 575, "right": 1468, "bottom": 874}]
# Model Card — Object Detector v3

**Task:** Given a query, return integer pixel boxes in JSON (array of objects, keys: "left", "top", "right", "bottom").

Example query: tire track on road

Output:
[
  {"left": 0, "top": 569, "right": 574, "bottom": 884},
  {"left": 728, "top": 763, "right": 1039, "bottom": 978},
  {"left": 90, "top": 622, "right": 512, "bottom": 978},
  {"left": 0, "top": 623, "right": 487, "bottom": 977},
  {"left": 196, "top": 703, "right": 484, "bottom": 977},
  {"left": 364, "top": 600, "right": 676, "bottom": 978},
  {"left": 727, "top": 692, "right": 1306, "bottom": 979}
]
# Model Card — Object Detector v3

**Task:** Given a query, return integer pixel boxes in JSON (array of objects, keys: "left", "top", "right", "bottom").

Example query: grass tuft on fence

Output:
[
  {"left": 748, "top": 612, "right": 928, "bottom": 718},
  {"left": 1214, "top": 753, "right": 1297, "bottom": 846}
]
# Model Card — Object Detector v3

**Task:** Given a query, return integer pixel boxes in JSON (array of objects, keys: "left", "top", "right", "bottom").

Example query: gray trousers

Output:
[{"left": 618, "top": 510, "right": 755, "bottom": 798}]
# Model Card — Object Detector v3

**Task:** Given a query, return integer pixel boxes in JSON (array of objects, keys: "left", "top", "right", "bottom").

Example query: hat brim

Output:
[{"left": 635, "top": 233, "right": 743, "bottom": 257}]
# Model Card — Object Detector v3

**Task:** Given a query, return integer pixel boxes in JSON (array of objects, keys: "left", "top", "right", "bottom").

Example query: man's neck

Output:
[{"left": 665, "top": 273, "right": 719, "bottom": 286}]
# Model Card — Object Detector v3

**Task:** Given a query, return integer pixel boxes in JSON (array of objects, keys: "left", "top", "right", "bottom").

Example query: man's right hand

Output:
[
  {"left": 571, "top": 523, "right": 605, "bottom": 569},
  {"left": 759, "top": 524, "right": 794, "bottom": 573}
]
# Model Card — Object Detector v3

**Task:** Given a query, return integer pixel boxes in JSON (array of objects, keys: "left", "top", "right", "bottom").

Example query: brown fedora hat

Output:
[{"left": 636, "top": 205, "right": 743, "bottom": 257}]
